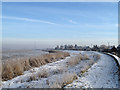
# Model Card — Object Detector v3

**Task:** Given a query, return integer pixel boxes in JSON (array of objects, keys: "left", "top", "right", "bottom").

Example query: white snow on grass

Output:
[
  {"left": 65, "top": 53, "right": 118, "bottom": 88},
  {"left": 2, "top": 51, "right": 118, "bottom": 88}
]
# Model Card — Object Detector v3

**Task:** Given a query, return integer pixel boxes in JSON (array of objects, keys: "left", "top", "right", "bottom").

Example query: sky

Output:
[{"left": 2, "top": 2, "right": 118, "bottom": 49}]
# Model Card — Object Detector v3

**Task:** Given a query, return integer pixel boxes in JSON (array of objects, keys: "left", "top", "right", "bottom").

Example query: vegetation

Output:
[
  {"left": 48, "top": 72, "right": 78, "bottom": 88},
  {"left": 66, "top": 54, "right": 89, "bottom": 66},
  {"left": 2, "top": 51, "right": 70, "bottom": 81}
]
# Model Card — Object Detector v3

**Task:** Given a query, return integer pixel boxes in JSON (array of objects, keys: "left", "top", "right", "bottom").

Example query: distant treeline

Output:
[{"left": 55, "top": 44, "right": 120, "bottom": 57}]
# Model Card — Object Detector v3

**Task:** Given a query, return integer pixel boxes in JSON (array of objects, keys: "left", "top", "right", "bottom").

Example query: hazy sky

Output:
[{"left": 2, "top": 2, "right": 118, "bottom": 49}]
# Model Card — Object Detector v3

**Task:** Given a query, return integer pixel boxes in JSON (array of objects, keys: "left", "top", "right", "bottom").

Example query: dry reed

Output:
[
  {"left": 2, "top": 51, "right": 70, "bottom": 81},
  {"left": 66, "top": 54, "right": 89, "bottom": 66}
]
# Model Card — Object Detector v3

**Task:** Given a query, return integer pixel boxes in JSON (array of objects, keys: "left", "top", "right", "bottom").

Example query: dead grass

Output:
[
  {"left": 2, "top": 51, "right": 70, "bottom": 81},
  {"left": 27, "top": 68, "right": 49, "bottom": 82},
  {"left": 51, "top": 67, "right": 68, "bottom": 75},
  {"left": 61, "top": 72, "right": 78, "bottom": 87},
  {"left": 2, "top": 51, "right": 100, "bottom": 83},
  {"left": 80, "top": 65, "right": 91, "bottom": 74},
  {"left": 66, "top": 54, "right": 89, "bottom": 66},
  {"left": 66, "top": 57, "right": 80, "bottom": 66},
  {"left": 27, "top": 66, "right": 68, "bottom": 82},
  {"left": 48, "top": 72, "right": 78, "bottom": 88},
  {"left": 81, "top": 54, "right": 89, "bottom": 60}
]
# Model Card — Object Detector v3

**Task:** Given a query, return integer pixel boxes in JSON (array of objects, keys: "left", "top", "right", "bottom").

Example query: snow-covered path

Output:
[{"left": 65, "top": 53, "right": 118, "bottom": 88}]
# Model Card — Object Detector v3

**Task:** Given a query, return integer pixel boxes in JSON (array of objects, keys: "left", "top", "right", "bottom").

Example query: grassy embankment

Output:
[{"left": 2, "top": 51, "right": 70, "bottom": 81}]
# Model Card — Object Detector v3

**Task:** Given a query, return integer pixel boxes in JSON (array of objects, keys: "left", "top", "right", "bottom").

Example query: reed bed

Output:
[{"left": 2, "top": 51, "right": 70, "bottom": 81}]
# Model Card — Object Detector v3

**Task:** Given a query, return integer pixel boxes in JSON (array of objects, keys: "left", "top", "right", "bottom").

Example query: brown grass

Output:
[
  {"left": 48, "top": 72, "right": 78, "bottom": 88},
  {"left": 61, "top": 72, "right": 78, "bottom": 86},
  {"left": 26, "top": 66, "right": 68, "bottom": 82},
  {"left": 80, "top": 65, "right": 91, "bottom": 74},
  {"left": 81, "top": 54, "right": 89, "bottom": 60},
  {"left": 66, "top": 57, "right": 80, "bottom": 66},
  {"left": 2, "top": 51, "right": 70, "bottom": 81},
  {"left": 66, "top": 54, "right": 89, "bottom": 66},
  {"left": 27, "top": 68, "right": 49, "bottom": 82}
]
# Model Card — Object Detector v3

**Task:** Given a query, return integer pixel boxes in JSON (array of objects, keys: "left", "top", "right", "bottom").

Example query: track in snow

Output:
[{"left": 65, "top": 53, "right": 118, "bottom": 88}]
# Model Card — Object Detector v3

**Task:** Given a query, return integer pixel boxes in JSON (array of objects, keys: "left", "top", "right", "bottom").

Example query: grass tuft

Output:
[{"left": 66, "top": 54, "right": 89, "bottom": 66}]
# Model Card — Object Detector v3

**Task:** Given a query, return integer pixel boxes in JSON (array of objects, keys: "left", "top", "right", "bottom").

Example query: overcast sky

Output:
[{"left": 2, "top": 2, "right": 118, "bottom": 50}]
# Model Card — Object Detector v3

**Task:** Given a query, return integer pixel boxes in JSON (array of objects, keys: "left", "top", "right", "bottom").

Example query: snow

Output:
[
  {"left": 65, "top": 53, "right": 118, "bottom": 88},
  {"left": 107, "top": 53, "right": 120, "bottom": 66},
  {"left": 2, "top": 51, "right": 119, "bottom": 88}
]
